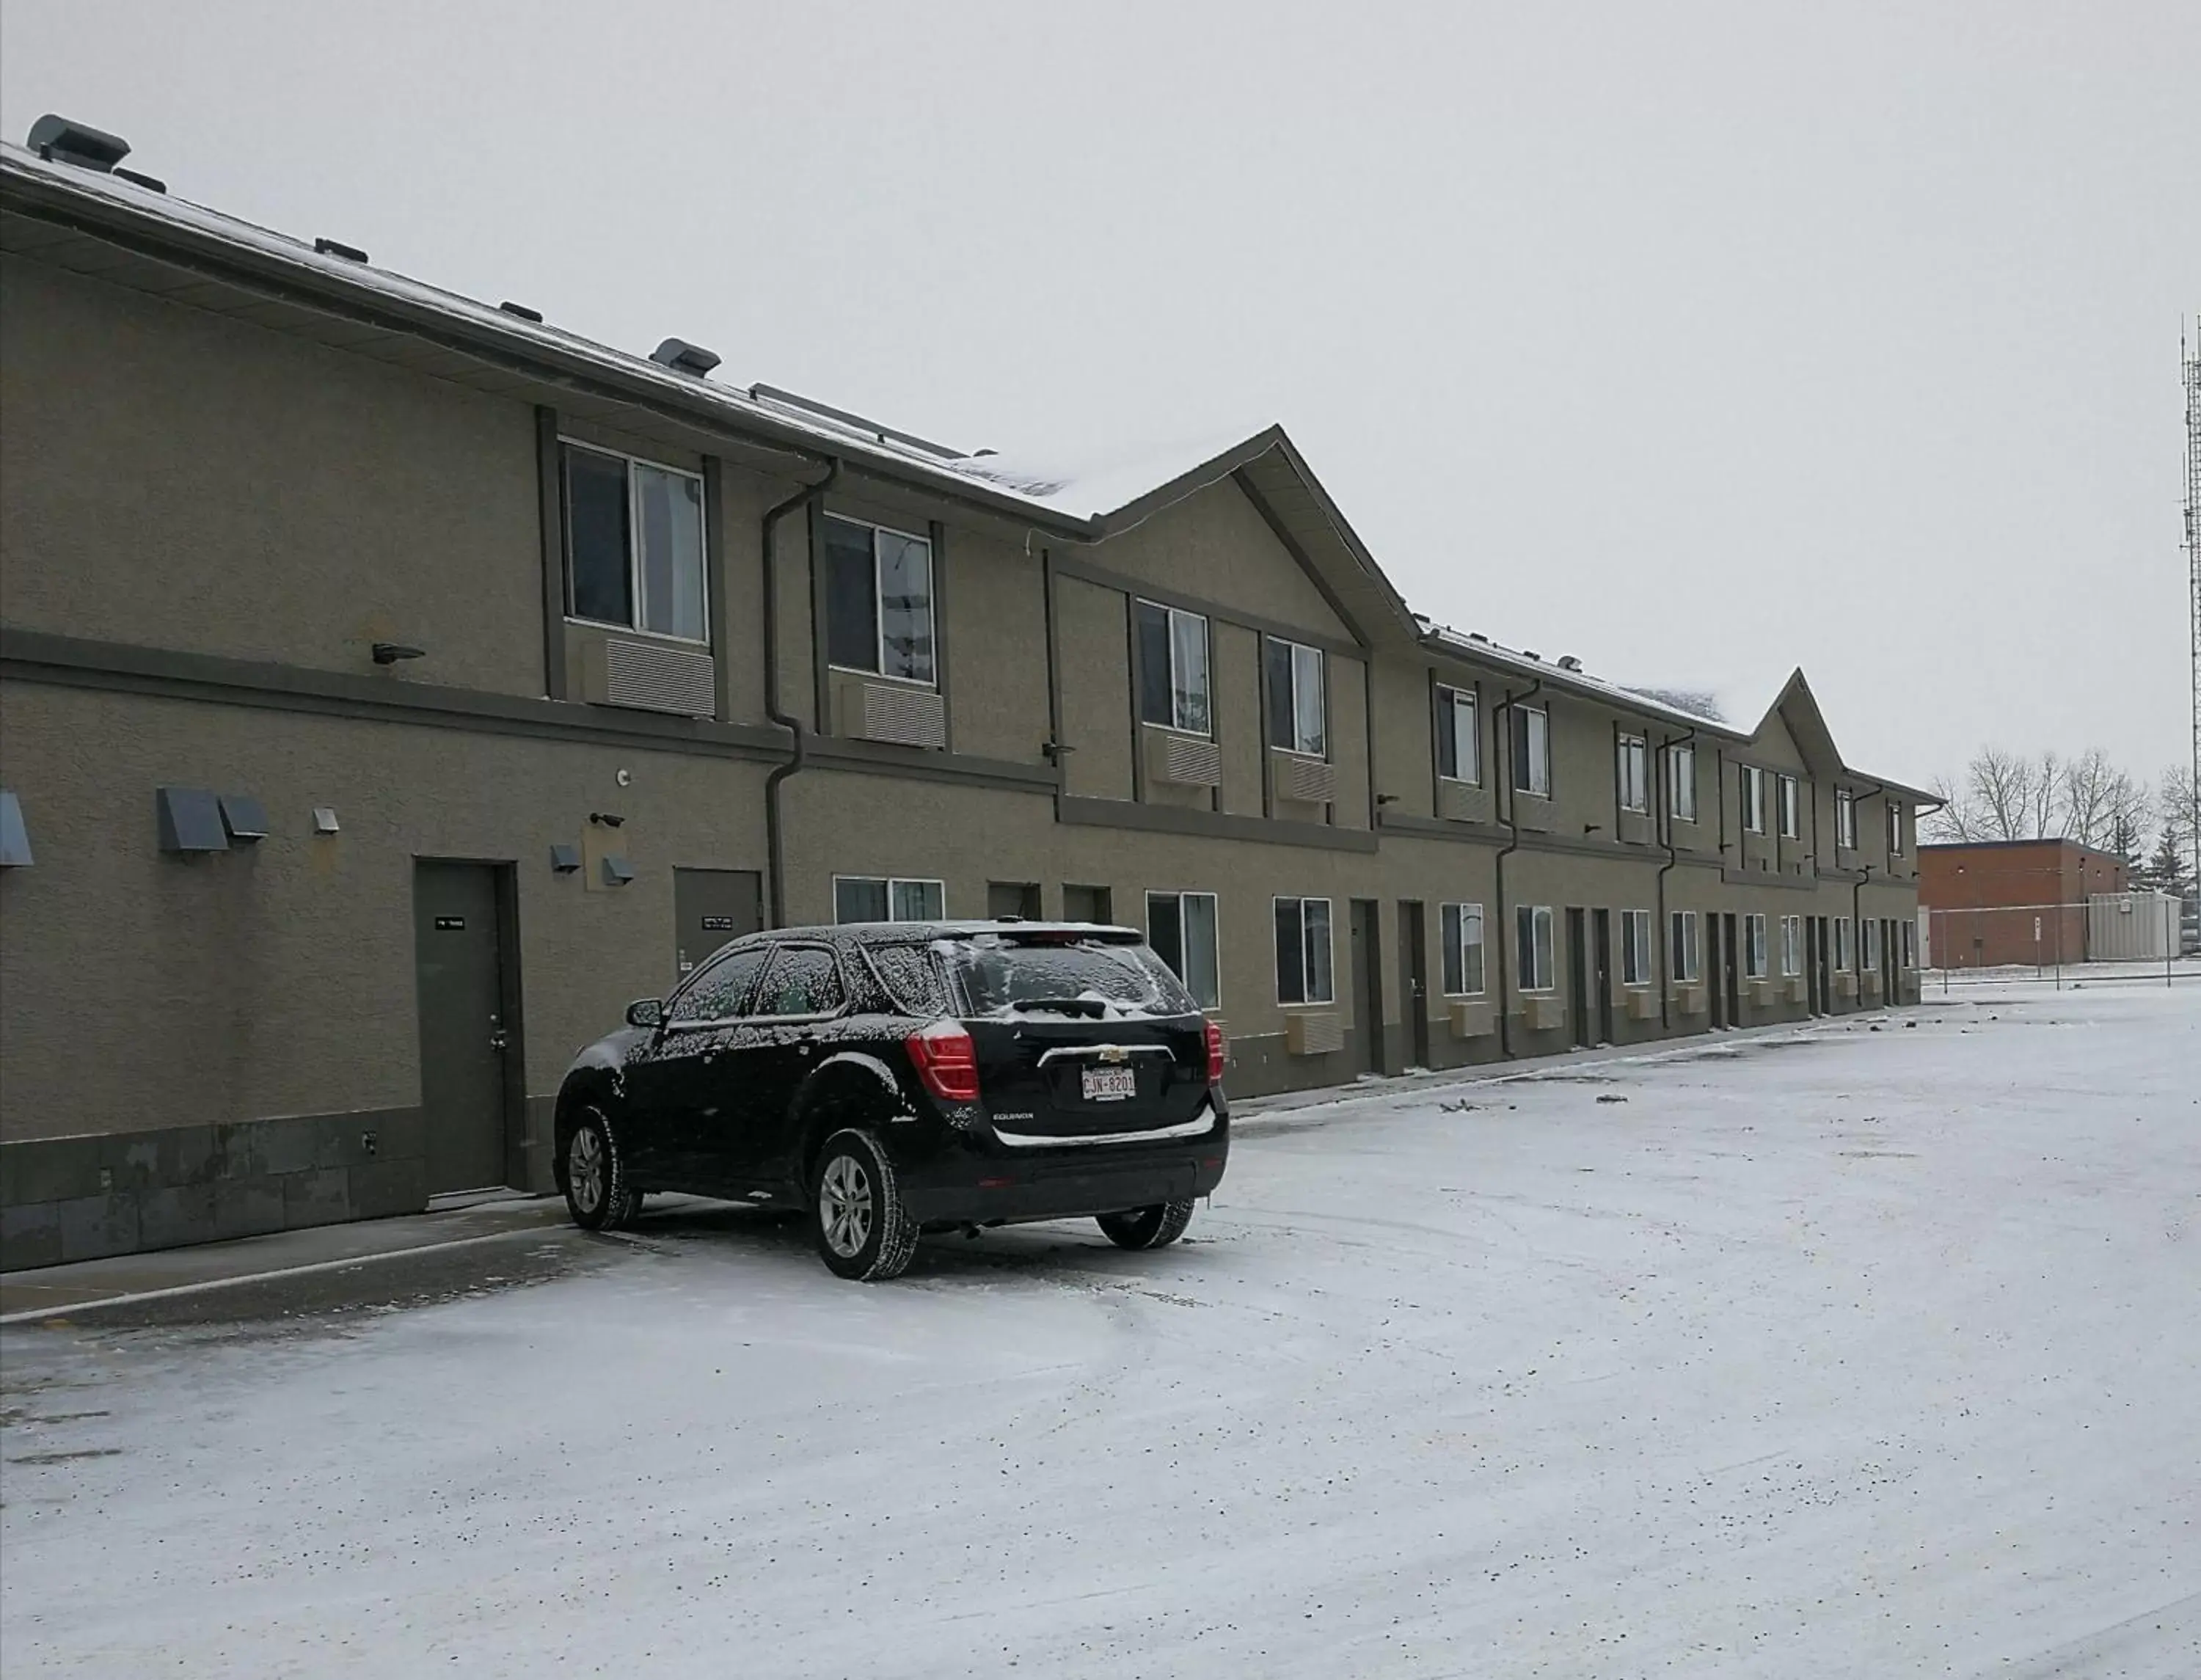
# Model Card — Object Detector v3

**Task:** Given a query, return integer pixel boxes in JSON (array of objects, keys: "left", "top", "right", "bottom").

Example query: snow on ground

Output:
[{"left": 3, "top": 985, "right": 2197, "bottom": 1679}]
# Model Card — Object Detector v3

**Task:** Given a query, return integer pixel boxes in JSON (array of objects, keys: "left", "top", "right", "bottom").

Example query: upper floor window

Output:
[
  {"left": 1617, "top": 735, "right": 1649, "bottom": 814},
  {"left": 1744, "top": 913, "right": 1768, "bottom": 978},
  {"left": 1777, "top": 774, "right": 1801, "bottom": 839},
  {"left": 1621, "top": 910, "right": 1652, "bottom": 985},
  {"left": 1147, "top": 890, "right": 1221, "bottom": 1009},
  {"left": 825, "top": 516, "right": 935, "bottom": 684},
  {"left": 1437, "top": 686, "right": 1480, "bottom": 784},
  {"left": 1668, "top": 743, "right": 1698, "bottom": 821},
  {"left": 1511, "top": 706, "right": 1551, "bottom": 797},
  {"left": 1266, "top": 639, "right": 1326, "bottom": 756},
  {"left": 1516, "top": 904, "right": 1555, "bottom": 991},
  {"left": 1835, "top": 788, "right": 1858, "bottom": 850},
  {"left": 1136, "top": 602, "right": 1211, "bottom": 735},
  {"left": 563, "top": 442, "right": 707, "bottom": 642},
  {"left": 1887, "top": 799, "right": 1905, "bottom": 855},
  {"left": 1440, "top": 902, "right": 1486, "bottom": 996},
  {"left": 1741, "top": 764, "right": 1767, "bottom": 834},
  {"left": 1274, "top": 896, "right": 1335, "bottom": 1005},
  {"left": 1670, "top": 910, "right": 1701, "bottom": 982},
  {"left": 833, "top": 875, "right": 943, "bottom": 924}
]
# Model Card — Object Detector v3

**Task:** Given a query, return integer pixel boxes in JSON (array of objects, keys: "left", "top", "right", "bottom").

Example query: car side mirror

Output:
[{"left": 625, "top": 998, "right": 665, "bottom": 1029}]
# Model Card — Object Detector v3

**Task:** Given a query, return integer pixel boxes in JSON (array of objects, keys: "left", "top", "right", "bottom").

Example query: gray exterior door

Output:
[
  {"left": 1566, "top": 907, "right": 1591, "bottom": 1048},
  {"left": 1397, "top": 900, "right": 1429, "bottom": 1070},
  {"left": 1062, "top": 884, "right": 1112, "bottom": 924},
  {"left": 1722, "top": 913, "right": 1742, "bottom": 1023},
  {"left": 412, "top": 861, "right": 517, "bottom": 1196},
  {"left": 1349, "top": 899, "right": 1385, "bottom": 1074},
  {"left": 1592, "top": 908, "right": 1613, "bottom": 1045},
  {"left": 988, "top": 881, "right": 1043, "bottom": 919},
  {"left": 674, "top": 867, "right": 762, "bottom": 981}
]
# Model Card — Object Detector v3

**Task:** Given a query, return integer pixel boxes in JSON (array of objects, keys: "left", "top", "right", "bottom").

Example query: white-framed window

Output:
[
  {"left": 833, "top": 875, "right": 944, "bottom": 924},
  {"left": 1621, "top": 910, "right": 1653, "bottom": 985},
  {"left": 1777, "top": 775, "right": 1801, "bottom": 840},
  {"left": 1836, "top": 787, "right": 1858, "bottom": 850},
  {"left": 1147, "top": 890, "right": 1221, "bottom": 1009},
  {"left": 1618, "top": 735, "right": 1649, "bottom": 814},
  {"left": 1265, "top": 638, "right": 1326, "bottom": 756},
  {"left": 1781, "top": 915, "right": 1802, "bottom": 976},
  {"left": 561, "top": 441, "right": 708, "bottom": 642},
  {"left": 1437, "top": 686, "right": 1480, "bottom": 784},
  {"left": 1833, "top": 916, "right": 1852, "bottom": 970},
  {"left": 1511, "top": 706, "right": 1551, "bottom": 797},
  {"left": 1135, "top": 601, "right": 1212, "bottom": 736},
  {"left": 825, "top": 514, "right": 936, "bottom": 684},
  {"left": 1745, "top": 913, "right": 1767, "bottom": 978},
  {"left": 1516, "top": 904, "right": 1555, "bottom": 992},
  {"left": 1274, "top": 896, "right": 1334, "bottom": 1004},
  {"left": 1670, "top": 910, "right": 1701, "bottom": 982},
  {"left": 1742, "top": 764, "right": 1767, "bottom": 834},
  {"left": 1668, "top": 743, "right": 1698, "bottom": 822},
  {"left": 1887, "top": 799, "right": 1905, "bottom": 856},
  {"left": 1862, "top": 918, "right": 1882, "bottom": 970},
  {"left": 1440, "top": 902, "right": 1486, "bottom": 996},
  {"left": 1902, "top": 920, "right": 1917, "bottom": 968}
]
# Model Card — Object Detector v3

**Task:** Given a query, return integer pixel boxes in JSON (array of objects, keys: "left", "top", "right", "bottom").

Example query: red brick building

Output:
[{"left": 1919, "top": 840, "right": 2128, "bottom": 969}]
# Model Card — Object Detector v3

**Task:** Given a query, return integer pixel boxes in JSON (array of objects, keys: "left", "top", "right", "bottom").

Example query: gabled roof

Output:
[{"left": 1418, "top": 621, "right": 1748, "bottom": 739}]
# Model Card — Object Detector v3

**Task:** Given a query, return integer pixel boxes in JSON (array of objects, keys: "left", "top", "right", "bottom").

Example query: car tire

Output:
[
  {"left": 811, "top": 1128, "right": 919, "bottom": 1282},
  {"left": 563, "top": 1110, "right": 637, "bottom": 1232},
  {"left": 1096, "top": 1198, "right": 1196, "bottom": 1251}
]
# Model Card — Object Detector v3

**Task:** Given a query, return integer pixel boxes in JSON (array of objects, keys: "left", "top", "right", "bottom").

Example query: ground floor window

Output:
[
  {"left": 1670, "top": 910, "right": 1701, "bottom": 983},
  {"left": 1902, "top": 920, "right": 1917, "bottom": 968},
  {"left": 833, "top": 876, "right": 944, "bottom": 924},
  {"left": 1621, "top": 910, "right": 1652, "bottom": 985},
  {"left": 1834, "top": 916, "right": 1852, "bottom": 970},
  {"left": 1862, "top": 918, "right": 1882, "bottom": 971},
  {"left": 1147, "top": 890, "right": 1221, "bottom": 1008},
  {"left": 1516, "top": 904, "right": 1555, "bottom": 993},
  {"left": 1781, "top": 915, "right": 1802, "bottom": 976},
  {"left": 1745, "top": 913, "right": 1767, "bottom": 979},
  {"left": 1440, "top": 902, "right": 1486, "bottom": 996},
  {"left": 1274, "top": 897, "right": 1335, "bottom": 1005}
]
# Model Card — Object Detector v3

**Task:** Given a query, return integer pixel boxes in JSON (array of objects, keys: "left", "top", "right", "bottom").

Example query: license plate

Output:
[{"left": 1080, "top": 1066, "right": 1137, "bottom": 1102}]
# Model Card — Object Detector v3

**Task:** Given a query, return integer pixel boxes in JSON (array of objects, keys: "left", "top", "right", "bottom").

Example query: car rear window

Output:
[
  {"left": 862, "top": 943, "right": 952, "bottom": 1017},
  {"left": 943, "top": 935, "right": 1198, "bottom": 1019}
]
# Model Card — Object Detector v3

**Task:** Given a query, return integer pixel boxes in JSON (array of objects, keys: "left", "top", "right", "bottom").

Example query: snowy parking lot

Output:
[{"left": 3, "top": 983, "right": 2197, "bottom": 1679}]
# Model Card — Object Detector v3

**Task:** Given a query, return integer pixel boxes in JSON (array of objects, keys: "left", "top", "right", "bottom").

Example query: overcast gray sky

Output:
[{"left": 5, "top": 1, "right": 2194, "bottom": 792}]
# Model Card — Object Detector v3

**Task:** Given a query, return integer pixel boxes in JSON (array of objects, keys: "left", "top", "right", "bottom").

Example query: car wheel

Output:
[
  {"left": 563, "top": 1110, "right": 637, "bottom": 1232},
  {"left": 1096, "top": 1198, "right": 1196, "bottom": 1251},
  {"left": 811, "top": 1129, "right": 919, "bottom": 1282}
]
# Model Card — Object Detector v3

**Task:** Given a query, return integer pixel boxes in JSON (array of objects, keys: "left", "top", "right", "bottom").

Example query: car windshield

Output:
[{"left": 943, "top": 935, "right": 1197, "bottom": 1019}]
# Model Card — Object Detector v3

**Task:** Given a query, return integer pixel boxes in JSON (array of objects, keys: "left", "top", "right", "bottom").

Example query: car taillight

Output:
[
  {"left": 906, "top": 1020, "right": 980, "bottom": 1103},
  {"left": 1204, "top": 1019, "right": 1227, "bottom": 1084}
]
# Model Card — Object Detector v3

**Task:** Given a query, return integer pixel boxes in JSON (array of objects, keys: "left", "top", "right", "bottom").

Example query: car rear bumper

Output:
[{"left": 897, "top": 1108, "right": 1229, "bottom": 1227}]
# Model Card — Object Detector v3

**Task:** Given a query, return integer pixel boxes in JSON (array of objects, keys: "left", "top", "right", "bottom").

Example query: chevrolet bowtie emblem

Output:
[{"left": 1098, "top": 1045, "right": 1129, "bottom": 1064}]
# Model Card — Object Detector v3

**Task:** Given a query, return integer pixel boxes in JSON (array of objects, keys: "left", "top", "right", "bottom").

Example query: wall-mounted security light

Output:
[
  {"left": 219, "top": 794, "right": 269, "bottom": 843},
  {"left": 0, "top": 790, "right": 32, "bottom": 867},
  {"left": 601, "top": 855, "right": 635, "bottom": 886},
  {"left": 312, "top": 807, "right": 341, "bottom": 835},
  {"left": 157, "top": 786, "right": 229, "bottom": 853},
  {"left": 371, "top": 642, "right": 426, "bottom": 665},
  {"left": 550, "top": 844, "right": 582, "bottom": 874}
]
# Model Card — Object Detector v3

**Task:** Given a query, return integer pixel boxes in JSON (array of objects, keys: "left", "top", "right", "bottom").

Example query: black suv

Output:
[{"left": 552, "top": 921, "right": 1230, "bottom": 1280}]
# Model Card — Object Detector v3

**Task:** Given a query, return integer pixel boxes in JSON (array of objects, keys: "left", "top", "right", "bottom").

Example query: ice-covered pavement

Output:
[{"left": 4, "top": 985, "right": 2197, "bottom": 1679}]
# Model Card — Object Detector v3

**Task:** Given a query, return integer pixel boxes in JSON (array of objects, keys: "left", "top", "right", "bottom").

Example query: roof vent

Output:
[
  {"left": 26, "top": 113, "right": 128, "bottom": 172},
  {"left": 1467, "top": 632, "right": 1490, "bottom": 643},
  {"left": 1522, "top": 650, "right": 1541, "bottom": 662},
  {"left": 1557, "top": 655, "right": 1583, "bottom": 672},
  {"left": 651, "top": 337, "right": 721, "bottom": 378},
  {"left": 499, "top": 301, "right": 544, "bottom": 323},
  {"left": 314, "top": 236, "right": 369, "bottom": 263}
]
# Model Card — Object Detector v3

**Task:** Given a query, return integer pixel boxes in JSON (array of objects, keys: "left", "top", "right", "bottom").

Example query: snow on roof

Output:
[
  {"left": 943, "top": 431, "right": 1266, "bottom": 523},
  {"left": 1420, "top": 621, "right": 1745, "bottom": 736}
]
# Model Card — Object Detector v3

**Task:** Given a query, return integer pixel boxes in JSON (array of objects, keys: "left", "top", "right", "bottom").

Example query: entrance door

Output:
[
  {"left": 1398, "top": 900, "right": 1430, "bottom": 1070},
  {"left": 1707, "top": 909, "right": 1728, "bottom": 1028},
  {"left": 1805, "top": 917, "right": 1822, "bottom": 1013},
  {"left": 1722, "top": 913, "right": 1742, "bottom": 1025},
  {"left": 1592, "top": 908, "right": 1614, "bottom": 1045},
  {"left": 1566, "top": 908, "right": 1591, "bottom": 1048},
  {"left": 674, "top": 867, "right": 762, "bottom": 981},
  {"left": 412, "top": 861, "right": 519, "bottom": 1196},
  {"left": 1349, "top": 899, "right": 1386, "bottom": 1075}
]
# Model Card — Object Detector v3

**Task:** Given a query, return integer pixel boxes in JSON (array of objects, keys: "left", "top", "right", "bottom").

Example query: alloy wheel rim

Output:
[
  {"left": 570, "top": 1126, "right": 605, "bottom": 1213},
  {"left": 820, "top": 1154, "right": 873, "bottom": 1258}
]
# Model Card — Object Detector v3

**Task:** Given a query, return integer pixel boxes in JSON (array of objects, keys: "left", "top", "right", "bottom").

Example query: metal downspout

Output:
[
  {"left": 1849, "top": 777, "right": 1885, "bottom": 1000},
  {"left": 1655, "top": 726, "right": 1698, "bottom": 1032},
  {"left": 762, "top": 459, "right": 839, "bottom": 927},
  {"left": 1492, "top": 678, "right": 1544, "bottom": 1059}
]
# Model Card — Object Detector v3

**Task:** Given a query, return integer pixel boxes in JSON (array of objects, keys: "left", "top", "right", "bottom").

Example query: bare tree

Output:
[
  {"left": 1925, "top": 747, "right": 2151, "bottom": 848},
  {"left": 1964, "top": 748, "right": 2047, "bottom": 841},
  {"left": 2057, "top": 750, "right": 2145, "bottom": 849}
]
